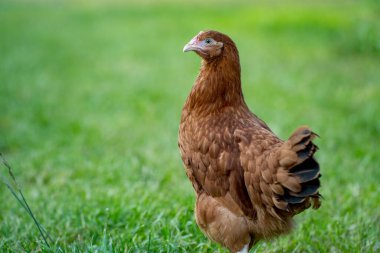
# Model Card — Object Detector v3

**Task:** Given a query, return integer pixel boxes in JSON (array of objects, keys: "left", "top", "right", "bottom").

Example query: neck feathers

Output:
[{"left": 186, "top": 46, "right": 245, "bottom": 114}]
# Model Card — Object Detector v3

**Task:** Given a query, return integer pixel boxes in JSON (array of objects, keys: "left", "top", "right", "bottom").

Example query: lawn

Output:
[{"left": 1, "top": 0, "right": 379, "bottom": 252}]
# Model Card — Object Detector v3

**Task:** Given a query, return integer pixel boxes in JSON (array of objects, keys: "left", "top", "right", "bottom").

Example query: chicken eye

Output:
[{"left": 205, "top": 38, "right": 212, "bottom": 44}]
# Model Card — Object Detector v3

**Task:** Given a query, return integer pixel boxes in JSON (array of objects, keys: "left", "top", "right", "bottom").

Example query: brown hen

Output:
[{"left": 178, "top": 30, "right": 321, "bottom": 253}]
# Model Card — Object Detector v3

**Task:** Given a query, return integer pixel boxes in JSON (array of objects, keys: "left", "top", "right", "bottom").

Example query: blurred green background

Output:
[{"left": 1, "top": 0, "right": 379, "bottom": 252}]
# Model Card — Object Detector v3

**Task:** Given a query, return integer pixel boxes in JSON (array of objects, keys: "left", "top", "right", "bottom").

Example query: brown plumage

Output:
[{"left": 178, "top": 30, "right": 321, "bottom": 253}]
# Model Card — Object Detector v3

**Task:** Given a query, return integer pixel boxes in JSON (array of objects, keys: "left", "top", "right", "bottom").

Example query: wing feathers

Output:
[
  {"left": 279, "top": 175, "right": 301, "bottom": 193},
  {"left": 239, "top": 126, "right": 321, "bottom": 217},
  {"left": 270, "top": 183, "right": 284, "bottom": 196}
]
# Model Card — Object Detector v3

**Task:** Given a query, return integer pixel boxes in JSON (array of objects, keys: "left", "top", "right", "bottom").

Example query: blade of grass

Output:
[{"left": 0, "top": 153, "right": 53, "bottom": 248}]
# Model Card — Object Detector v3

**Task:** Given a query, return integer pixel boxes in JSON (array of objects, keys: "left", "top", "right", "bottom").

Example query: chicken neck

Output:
[{"left": 186, "top": 50, "right": 246, "bottom": 116}]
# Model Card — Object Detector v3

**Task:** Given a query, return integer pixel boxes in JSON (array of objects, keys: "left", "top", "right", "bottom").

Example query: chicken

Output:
[{"left": 178, "top": 30, "right": 321, "bottom": 253}]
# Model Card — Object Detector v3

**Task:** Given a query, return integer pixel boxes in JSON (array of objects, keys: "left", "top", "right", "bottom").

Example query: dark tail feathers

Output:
[{"left": 278, "top": 126, "right": 321, "bottom": 211}]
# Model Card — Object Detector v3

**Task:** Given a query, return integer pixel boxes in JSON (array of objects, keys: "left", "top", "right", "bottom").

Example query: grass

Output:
[{"left": 1, "top": 0, "right": 380, "bottom": 252}]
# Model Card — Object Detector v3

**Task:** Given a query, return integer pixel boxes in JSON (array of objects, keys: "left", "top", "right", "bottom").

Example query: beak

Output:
[
  {"left": 183, "top": 36, "right": 200, "bottom": 53},
  {"left": 183, "top": 43, "right": 199, "bottom": 52}
]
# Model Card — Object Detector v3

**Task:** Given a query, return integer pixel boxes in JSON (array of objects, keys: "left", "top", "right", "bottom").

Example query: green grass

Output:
[{"left": 1, "top": 0, "right": 380, "bottom": 252}]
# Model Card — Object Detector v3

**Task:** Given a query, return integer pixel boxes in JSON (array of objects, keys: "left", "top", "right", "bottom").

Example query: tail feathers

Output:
[
  {"left": 288, "top": 178, "right": 320, "bottom": 198},
  {"left": 274, "top": 126, "right": 321, "bottom": 212},
  {"left": 289, "top": 158, "right": 319, "bottom": 183},
  {"left": 282, "top": 194, "right": 306, "bottom": 204}
]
